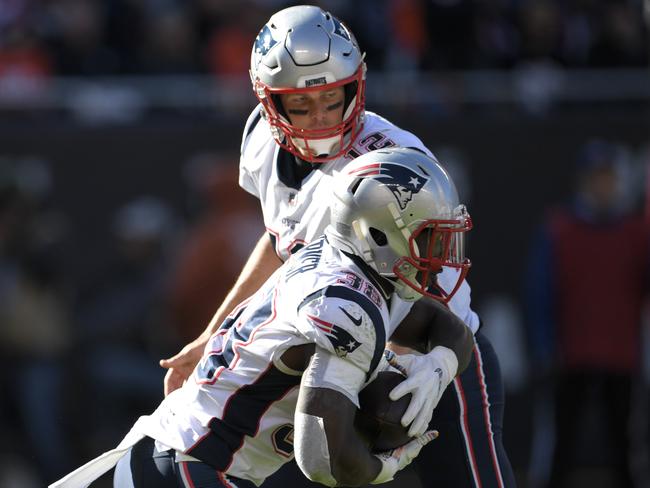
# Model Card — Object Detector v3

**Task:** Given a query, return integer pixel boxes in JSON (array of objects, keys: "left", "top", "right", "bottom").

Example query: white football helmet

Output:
[
  {"left": 250, "top": 5, "right": 366, "bottom": 162},
  {"left": 327, "top": 148, "right": 472, "bottom": 302}
]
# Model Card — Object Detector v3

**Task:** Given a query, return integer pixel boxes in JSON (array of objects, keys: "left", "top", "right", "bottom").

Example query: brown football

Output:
[{"left": 355, "top": 370, "right": 413, "bottom": 452}]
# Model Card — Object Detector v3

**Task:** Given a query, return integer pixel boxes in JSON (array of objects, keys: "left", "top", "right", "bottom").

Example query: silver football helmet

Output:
[
  {"left": 327, "top": 148, "right": 472, "bottom": 302},
  {"left": 250, "top": 5, "right": 366, "bottom": 162}
]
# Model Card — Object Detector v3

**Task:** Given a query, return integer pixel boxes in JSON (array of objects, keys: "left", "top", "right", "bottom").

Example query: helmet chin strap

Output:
[
  {"left": 392, "top": 260, "right": 423, "bottom": 302},
  {"left": 393, "top": 279, "right": 422, "bottom": 302},
  {"left": 290, "top": 133, "right": 342, "bottom": 159}
]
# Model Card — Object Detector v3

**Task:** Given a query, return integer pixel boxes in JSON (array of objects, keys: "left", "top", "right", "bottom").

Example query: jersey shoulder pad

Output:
[
  {"left": 296, "top": 285, "right": 386, "bottom": 376},
  {"left": 359, "top": 112, "right": 433, "bottom": 157},
  {"left": 240, "top": 104, "right": 264, "bottom": 152},
  {"left": 239, "top": 104, "right": 269, "bottom": 198}
]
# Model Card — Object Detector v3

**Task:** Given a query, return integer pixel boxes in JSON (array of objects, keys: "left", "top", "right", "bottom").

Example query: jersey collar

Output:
[{"left": 276, "top": 147, "right": 321, "bottom": 190}]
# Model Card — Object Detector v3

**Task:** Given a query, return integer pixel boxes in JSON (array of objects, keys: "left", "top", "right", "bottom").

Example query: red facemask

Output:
[
  {"left": 393, "top": 217, "right": 473, "bottom": 303},
  {"left": 253, "top": 66, "right": 366, "bottom": 163}
]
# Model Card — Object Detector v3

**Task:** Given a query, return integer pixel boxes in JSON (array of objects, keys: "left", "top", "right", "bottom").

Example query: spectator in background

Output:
[
  {"left": 0, "top": 0, "right": 647, "bottom": 77},
  {"left": 589, "top": 1, "right": 648, "bottom": 67},
  {"left": 0, "top": 158, "right": 73, "bottom": 485},
  {"left": 0, "top": 23, "right": 52, "bottom": 102},
  {"left": 139, "top": 7, "right": 199, "bottom": 75},
  {"left": 518, "top": 0, "right": 563, "bottom": 64},
  {"left": 167, "top": 154, "right": 262, "bottom": 343},
  {"left": 201, "top": 1, "right": 264, "bottom": 76},
  {"left": 422, "top": 0, "right": 477, "bottom": 70},
  {"left": 526, "top": 140, "right": 650, "bottom": 488},
  {"left": 46, "top": 0, "right": 120, "bottom": 75},
  {"left": 75, "top": 196, "right": 179, "bottom": 451},
  {"left": 385, "top": 0, "right": 427, "bottom": 72},
  {"left": 473, "top": 0, "right": 519, "bottom": 69}
]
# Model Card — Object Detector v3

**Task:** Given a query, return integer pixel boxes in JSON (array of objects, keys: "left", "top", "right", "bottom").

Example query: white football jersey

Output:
[
  {"left": 139, "top": 237, "right": 397, "bottom": 485},
  {"left": 239, "top": 106, "right": 479, "bottom": 333}
]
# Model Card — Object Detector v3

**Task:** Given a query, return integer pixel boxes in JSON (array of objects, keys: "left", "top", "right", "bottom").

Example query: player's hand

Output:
[
  {"left": 371, "top": 430, "right": 438, "bottom": 484},
  {"left": 386, "top": 346, "right": 458, "bottom": 437},
  {"left": 159, "top": 337, "right": 207, "bottom": 396}
]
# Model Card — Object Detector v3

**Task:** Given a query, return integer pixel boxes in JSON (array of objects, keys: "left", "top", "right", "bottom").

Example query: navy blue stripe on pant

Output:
[
  {"left": 414, "top": 330, "right": 516, "bottom": 488},
  {"left": 113, "top": 436, "right": 257, "bottom": 488},
  {"left": 178, "top": 459, "right": 257, "bottom": 488}
]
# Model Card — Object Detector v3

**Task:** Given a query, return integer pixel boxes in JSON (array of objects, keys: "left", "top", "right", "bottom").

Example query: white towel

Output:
[{"left": 48, "top": 416, "right": 150, "bottom": 488}]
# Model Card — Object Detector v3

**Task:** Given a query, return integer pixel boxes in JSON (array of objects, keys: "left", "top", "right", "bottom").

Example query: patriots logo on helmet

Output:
[
  {"left": 348, "top": 162, "right": 429, "bottom": 210},
  {"left": 332, "top": 18, "right": 351, "bottom": 41},
  {"left": 307, "top": 314, "right": 361, "bottom": 358},
  {"left": 254, "top": 25, "right": 278, "bottom": 57}
]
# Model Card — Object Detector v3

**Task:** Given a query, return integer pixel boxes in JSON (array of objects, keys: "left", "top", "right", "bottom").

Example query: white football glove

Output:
[
  {"left": 386, "top": 346, "right": 458, "bottom": 437},
  {"left": 371, "top": 430, "right": 438, "bottom": 484}
]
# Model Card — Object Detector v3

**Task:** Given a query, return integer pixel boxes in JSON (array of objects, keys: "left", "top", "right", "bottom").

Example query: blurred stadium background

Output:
[{"left": 0, "top": 0, "right": 648, "bottom": 487}]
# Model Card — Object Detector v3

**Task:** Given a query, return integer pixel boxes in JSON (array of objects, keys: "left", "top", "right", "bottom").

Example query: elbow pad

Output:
[{"left": 294, "top": 412, "right": 337, "bottom": 487}]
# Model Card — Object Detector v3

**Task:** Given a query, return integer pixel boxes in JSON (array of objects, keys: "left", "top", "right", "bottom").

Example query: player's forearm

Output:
[
  {"left": 200, "top": 232, "right": 282, "bottom": 339},
  {"left": 294, "top": 416, "right": 382, "bottom": 487},
  {"left": 390, "top": 298, "right": 473, "bottom": 374},
  {"left": 296, "top": 387, "right": 382, "bottom": 486},
  {"left": 423, "top": 302, "right": 473, "bottom": 374},
  {"left": 329, "top": 441, "right": 383, "bottom": 486}
]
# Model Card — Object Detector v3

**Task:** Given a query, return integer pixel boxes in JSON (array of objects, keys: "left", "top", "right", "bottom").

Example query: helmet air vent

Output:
[
  {"left": 349, "top": 178, "right": 363, "bottom": 195},
  {"left": 369, "top": 227, "right": 388, "bottom": 246}
]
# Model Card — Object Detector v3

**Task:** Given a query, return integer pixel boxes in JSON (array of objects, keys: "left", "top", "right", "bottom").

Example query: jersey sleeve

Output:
[
  {"left": 239, "top": 105, "right": 265, "bottom": 199},
  {"left": 438, "top": 268, "right": 480, "bottom": 334},
  {"left": 391, "top": 131, "right": 433, "bottom": 158},
  {"left": 361, "top": 112, "right": 435, "bottom": 159},
  {"left": 295, "top": 285, "right": 387, "bottom": 383}
]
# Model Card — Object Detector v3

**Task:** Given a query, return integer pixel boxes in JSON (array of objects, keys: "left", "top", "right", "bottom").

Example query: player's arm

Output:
[
  {"left": 292, "top": 291, "right": 435, "bottom": 485},
  {"left": 390, "top": 296, "right": 473, "bottom": 373},
  {"left": 384, "top": 296, "right": 474, "bottom": 436},
  {"left": 160, "top": 232, "right": 282, "bottom": 395},
  {"left": 295, "top": 355, "right": 380, "bottom": 486},
  {"left": 294, "top": 349, "right": 434, "bottom": 486}
]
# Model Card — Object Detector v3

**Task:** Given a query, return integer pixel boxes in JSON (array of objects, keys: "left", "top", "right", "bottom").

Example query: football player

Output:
[
  {"left": 51, "top": 149, "right": 473, "bottom": 488},
  {"left": 161, "top": 6, "right": 515, "bottom": 488}
]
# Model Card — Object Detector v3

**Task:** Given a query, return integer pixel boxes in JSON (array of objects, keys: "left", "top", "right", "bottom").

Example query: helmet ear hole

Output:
[{"left": 369, "top": 227, "right": 387, "bottom": 246}]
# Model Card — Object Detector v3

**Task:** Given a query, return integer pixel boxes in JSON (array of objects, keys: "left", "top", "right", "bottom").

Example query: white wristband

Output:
[{"left": 370, "top": 455, "right": 398, "bottom": 484}]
